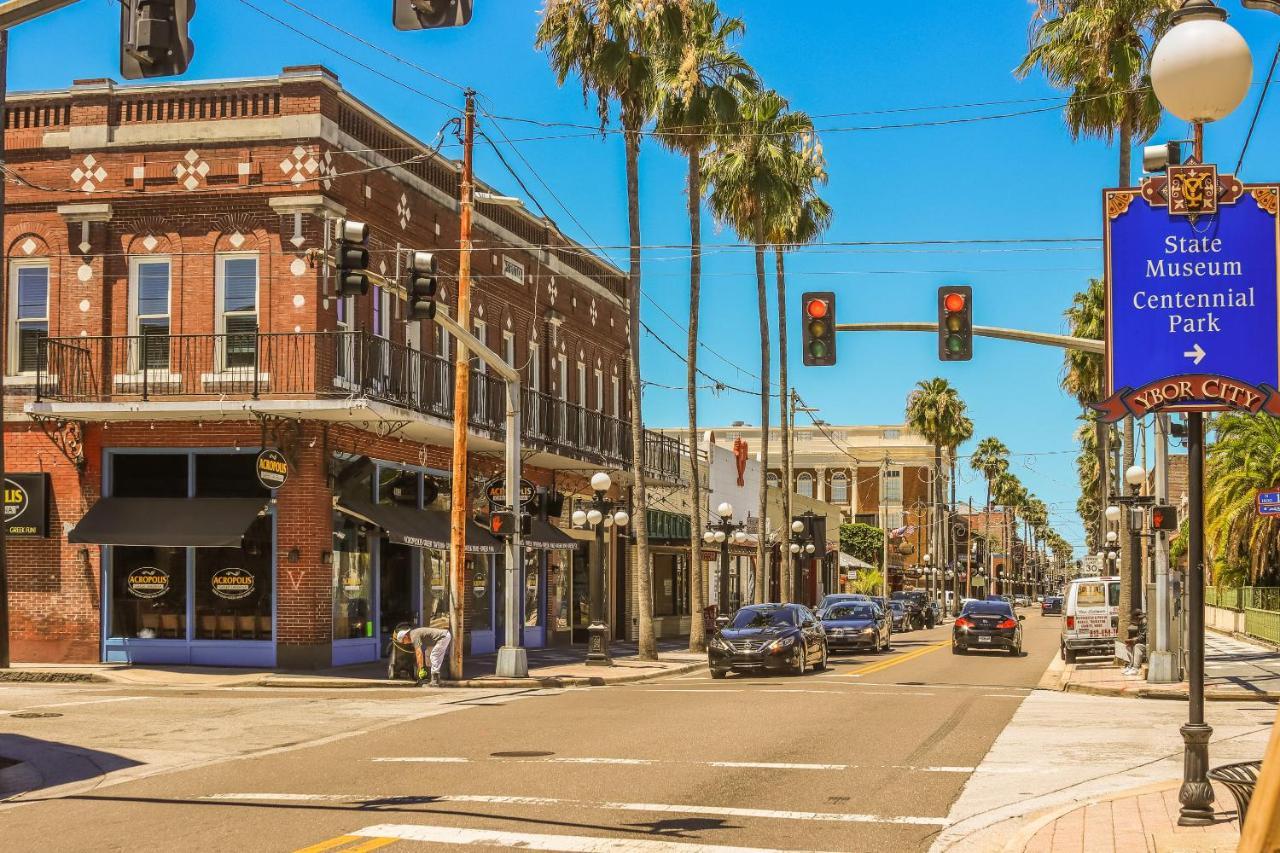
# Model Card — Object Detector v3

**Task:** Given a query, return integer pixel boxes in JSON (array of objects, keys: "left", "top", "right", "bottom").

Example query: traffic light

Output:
[
  {"left": 121, "top": 0, "right": 196, "bottom": 80},
  {"left": 407, "top": 251, "right": 438, "bottom": 321},
  {"left": 394, "top": 0, "right": 473, "bottom": 29},
  {"left": 489, "top": 509, "right": 531, "bottom": 538},
  {"left": 938, "top": 285, "right": 973, "bottom": 361},
  {"left": 1151, "top": 504, "right": 1179, "bottom": 531},
  {"left": 335, "top": 219, "right": 370, "bottom": 297},
  {"left": 800, "top": 291, "right": 836, "bottom": 366}
]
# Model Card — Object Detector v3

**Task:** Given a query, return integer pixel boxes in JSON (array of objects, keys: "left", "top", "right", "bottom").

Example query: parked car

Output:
[
  {"left": 1014, "top": 595, "right": 1030, "bottom": 608},
  {"left": 1060, "top": 577, "right": 1121, "bottom": 663},
  {"left": 820, "top": 601, "right": 891, "bottom": 653},
  {"left": 708, "top": 603, "right": 828, "bottom": 678},
  {"left": 886, "top": 599, "right": 911, "bottom": 632},
  {"left": 892, "top": 590, "right": 933, "bottom": 629},
  {"left": 953, "top": 600, "right": 1024, "bottom": 655},
  {"left": 817, "top": 593, "right": 868, "bottom": 616},
  {"left": 1041, "top": 595, "right": 1063, "bottom": 616},
  {"left": 986, "top": 594, "right": 1013, "bottom": 605}
]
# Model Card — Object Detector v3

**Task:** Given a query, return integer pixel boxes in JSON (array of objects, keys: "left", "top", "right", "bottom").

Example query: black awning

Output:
[
  {"left": 337, "top": 499, "right": 500, "bottom": 554},
  {"left": 525, "top": 518, "right": 579, "bottom": 551},
  {"left": 68, "top": 497, "right": 268, "bottom": 547}
]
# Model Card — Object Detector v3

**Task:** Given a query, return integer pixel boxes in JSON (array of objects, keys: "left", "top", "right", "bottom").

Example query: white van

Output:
[{"left": 1060, "top": 576, "right": 1121, "bottom": 663}]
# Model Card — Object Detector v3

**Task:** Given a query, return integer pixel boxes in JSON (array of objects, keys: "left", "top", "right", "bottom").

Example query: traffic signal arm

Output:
[{"left": 833, "top": 321, "right": 1105, "bottom": 354}]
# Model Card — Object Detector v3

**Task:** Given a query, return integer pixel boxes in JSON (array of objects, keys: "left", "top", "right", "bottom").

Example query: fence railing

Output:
[
  {"left": 36, "top": 331, "right": 683, "bottom": 482},
  {"left": 1205, "top": 586, "right": 1280, "bottom": 645}
]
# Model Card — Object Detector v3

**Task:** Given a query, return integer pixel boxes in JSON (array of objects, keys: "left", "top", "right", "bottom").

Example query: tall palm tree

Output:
[
  {"left": 905, "top": 378, "right": 970, "bottom": 585},
  {"left": 970, "top": 436, "right": 1010, "bottom": 573},
  {"left": 652, "top": 0, "right": 755, "bottom": 650},
  {"left": 947, "top": 414, "right": 974, "bottom": 594},
  {"left": 538, "top": 0, "right": 662, "bottom": 658},
  {"left": 1206, "top": 414, "right": 1280, "bottom": 585},
  {"left": 705, "top": 89, "right": 815, "bottom": 602},
  {"left": 993, "top": 472, "right": 1026, "bottom": 592},
  {"left": 1061, "top": 279, "right": 1109, "bottom": 554},
  {"left": 768, "top": 149, "right": 831, "bottom": 603}
]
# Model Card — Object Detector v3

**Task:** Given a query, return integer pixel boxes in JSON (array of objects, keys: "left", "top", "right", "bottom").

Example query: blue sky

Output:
[{"left": 12, "top": 1, "right": 1280, "bottom": 555}]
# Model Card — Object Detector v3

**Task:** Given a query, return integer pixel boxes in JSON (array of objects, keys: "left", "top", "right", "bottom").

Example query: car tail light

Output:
[
  {"left": 997, "top": 618, "right": 1017, "bottom": 629},
  {"left": 955, "top": 617, "right": 973, "bottom": 628},
  {"left": 1066, "top": 616, "right": 1075, "bottom": 629}
]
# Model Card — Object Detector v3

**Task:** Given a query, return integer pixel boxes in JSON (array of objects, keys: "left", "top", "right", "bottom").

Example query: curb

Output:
[
  {"left": 254, "top": 659, "right": 706, "bottom": 690},
  {"left": 1060, "top": 680, "right": 1280, "bottom": 702},
  {"left": 998, "top": 779, "right": 1187, "bottom": 853},
  {"left": 0, "top": 671, "right": 109, "bottom": 684}
]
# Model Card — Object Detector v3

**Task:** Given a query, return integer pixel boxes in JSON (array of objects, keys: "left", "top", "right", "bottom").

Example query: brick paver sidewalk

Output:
[{"left": 1017, "top": 781, "right": 1239, "bottom": 853}]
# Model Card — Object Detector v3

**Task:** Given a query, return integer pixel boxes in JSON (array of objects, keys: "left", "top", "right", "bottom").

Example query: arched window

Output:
[
  {"left": 796, "top": 472, "right": 814, "bottom": 499},
  {"left": 830, "top": 471, "right": 849, "bottom": 504},
  {"left": 766, "top": 472, "right": 780, "bottom": 489}
]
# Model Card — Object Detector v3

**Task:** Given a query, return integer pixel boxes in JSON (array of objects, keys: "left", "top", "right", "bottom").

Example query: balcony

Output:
[{"left": 32, "top": 331, "right": 683, "bottom": 483}]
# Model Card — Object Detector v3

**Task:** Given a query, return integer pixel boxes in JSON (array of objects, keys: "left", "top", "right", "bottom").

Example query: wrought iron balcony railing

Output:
[{"left": 33, "top": 331, "right": 683, "bottom": 482}]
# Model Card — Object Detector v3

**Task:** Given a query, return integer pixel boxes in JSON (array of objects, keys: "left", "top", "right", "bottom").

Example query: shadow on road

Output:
[{"left": 0, "top": 734, "right": 142, "bottom": 797}]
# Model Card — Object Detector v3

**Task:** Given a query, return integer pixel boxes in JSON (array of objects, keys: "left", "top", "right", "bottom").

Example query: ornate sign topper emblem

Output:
[{"left": 1137, "top": 157, "right": 1244, "bottom": 219}]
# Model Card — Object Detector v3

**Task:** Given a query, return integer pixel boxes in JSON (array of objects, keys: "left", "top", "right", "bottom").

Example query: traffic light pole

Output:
[{"left": 833, "top": 322, "right": 1105, "bottom": 354}]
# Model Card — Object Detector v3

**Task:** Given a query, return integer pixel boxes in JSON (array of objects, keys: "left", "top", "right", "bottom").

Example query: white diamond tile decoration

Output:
[
  {"left": 320, "top": 150, "right": 334, "bottom": 190},
  {"left": 173, "top": 150, "right": 209, "bottom": 191},
  {"left": 378, "top": 258, "right": 387, "bottom": 276},
  {"left": 71, "top": 154, "right": 107, "bottom": 193},
  {"left": 20, "top": 238, "right": 36, "bottom": 255},
  {"left": 590, "top": 299, "right": 598, "bottom": 326},
  {"left": 78, "top": 241, "right": 91, "bottom": 254},
  {"left": 396, "top": 193, "right": 411, "bottom": 230},
  {"left": 142, "top": 235, "right": 158, "bottom": 252},
  {"left": 547, "top": 280, "right": 558, "bottom": 303},
  {"left": 228, "top": 232, "right": 245, "bottom": 249}
]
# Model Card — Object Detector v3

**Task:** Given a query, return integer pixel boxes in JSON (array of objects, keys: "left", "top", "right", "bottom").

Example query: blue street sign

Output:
[
  {"left": 1259, "top": 490, "right": 1280, "bottom": 516},
  {"left": 1105, "top": 185, "right": 1280, "bottom": 410}
]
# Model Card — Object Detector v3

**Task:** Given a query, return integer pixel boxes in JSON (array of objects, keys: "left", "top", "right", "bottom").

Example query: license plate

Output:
[{"left": 977, "top": 636, "right": 992, "bottom": 644}]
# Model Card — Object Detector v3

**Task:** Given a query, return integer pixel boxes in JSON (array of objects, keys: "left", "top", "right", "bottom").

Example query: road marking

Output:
[
  {"left": 209, "top": 793, "right": 948, "bottom": 826},
  {"left": 7, "top": 696, "right": 152, "bottom": 714},
  {"left": 365, "top": 757, "right": 974, "bottom": 773},
  {"left": 644, "top": 688, "right": 742, "bottom": 693},
  {"left": 547, "top": 757, "right": 656, "bottom": 765},
  {"left": 343, "top": 824, "right": 844, "bottom": 852},
  {"left": 981, "top": 694, "right": 1029, "bottom": 699},
  {"left": 846, "top": 641, "right": 948, "bottom": 677},
  {"left": 709, "top": 761, "right": 847, "bottom": 770},
  {"left": 372, "top": 757, "right": 469, "bottom": 764},
  {"left": 292, "top": 833, "right": 374, "bottom": 853}
]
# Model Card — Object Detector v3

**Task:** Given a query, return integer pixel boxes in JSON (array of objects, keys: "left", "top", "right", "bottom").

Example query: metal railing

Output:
[
  {"left": 35, "top": 331, "right": 683, "bottom": 482},
  {"left": 1205, "top": 586, "right": 1280, "bottom": 645}
]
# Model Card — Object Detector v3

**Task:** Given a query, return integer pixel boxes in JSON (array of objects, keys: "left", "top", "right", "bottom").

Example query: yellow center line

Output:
[
  {"left": 292, "top": 835, "right": 392, "bottom": 853},
  {"left": 341, "top": 839, "right": 398, "bottom": 853},
  {"left": 845, "top": 641, "right": 948, "bottom": 677}
]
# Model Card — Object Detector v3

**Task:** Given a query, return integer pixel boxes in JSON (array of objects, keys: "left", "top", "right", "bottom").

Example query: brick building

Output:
[{"left": 3, "top": 67, "right": 683, "bottom": 668}]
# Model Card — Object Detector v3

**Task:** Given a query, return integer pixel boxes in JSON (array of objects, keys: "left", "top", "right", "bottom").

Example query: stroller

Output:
[{"left": 386, "top": 622, "right": 419, "bottom": 681}]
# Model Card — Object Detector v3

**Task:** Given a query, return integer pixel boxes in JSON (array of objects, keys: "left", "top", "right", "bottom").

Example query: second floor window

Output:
[
  {"left": 830, "top": 471, "right": 849, "bottom": 503},
  {"left": 884, "top": 468, "right": 902, "bottom": 502},
  {"left": 796, "top": 472, "right": 814, "bottom": 499},
  {"left": 130, "top": 258, "right": 171, "bottom": 370},
  {"left": 11, "top": 262, "right": 48, "bottom": 374},
  {"left": 217, "top": 255, "right": 258, "bottom": 369}
]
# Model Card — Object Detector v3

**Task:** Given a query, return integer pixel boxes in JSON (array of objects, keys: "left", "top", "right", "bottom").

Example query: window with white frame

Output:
[
  {"left": 129, "top": 257, "right": 171, "bottom": 371},
  {"left": 830, "top": 471, "right": 850, "bottom": 503},
  {"left": 576, "top": 361, "right": 587, "bottom": 407},
  {"left": 766, "top": 472, "right": 780, "bottom": 489},
  {"left": 217, "top": 254, "right": 258, "bottom": 369},
  {"left": 528, "top": 342, "right": 540, "bottom": 391},
  {"left": 10, "top": 261, "right": 48, "bottom": 374},
  {"left": 503, "top": 331, "right": 515, "bottom": 367},
  {"left": 883, "top": 429, "right": 901, "bottom": 439},
  {"left": 883, "top": 468, "right": 902, "bottom": 501},
  {"left": 335, "top": 295, "right": 355, "bottom": 383},
  {"left": 796, "top": 472, "right": 814, "bottom": 499},
  {"left": 611, "top": 374, "right": 620, "bottom": 418},
  {"left": 886, "top": 510, "right": 904, "bottom": 529},
  {"left": 593, "top": 368, "right": 603, "bottom": 413}
]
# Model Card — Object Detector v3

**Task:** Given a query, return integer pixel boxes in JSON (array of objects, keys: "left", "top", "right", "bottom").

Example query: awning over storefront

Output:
[
  {"left": 69, "top": 497, "right": 268, "bottom": 547},
  {"left": 525, "top": 518, "right": 578, "bottom": 551},
  {"left": 336, "top": 498, "right": 499, "bottom": 554},
  {"left": 839, "top": 552, "right": 875, "bottom": 571}
]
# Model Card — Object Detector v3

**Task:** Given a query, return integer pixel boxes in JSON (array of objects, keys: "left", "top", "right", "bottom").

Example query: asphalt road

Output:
[{"left": 0, "top": 611, "right": 1063, "bottom": 853}]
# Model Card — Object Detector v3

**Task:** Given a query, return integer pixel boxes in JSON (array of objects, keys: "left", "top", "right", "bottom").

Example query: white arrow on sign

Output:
[{"left": 1183, "top": 343, "right": 1206, "bottom": 365}]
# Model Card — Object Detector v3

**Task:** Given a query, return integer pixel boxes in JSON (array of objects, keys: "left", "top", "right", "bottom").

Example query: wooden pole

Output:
[
  {"left": 447, "top": 90, "right": 475, "bottom": 680},
  {"left": 1238, "top": 704, "right": 1280, "bottom": 852}
]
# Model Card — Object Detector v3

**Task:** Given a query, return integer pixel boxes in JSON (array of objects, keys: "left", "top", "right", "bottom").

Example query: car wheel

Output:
[
  {"left": 1063, "top": 646, "right": 1077, "bottom": 663},
  {"left": 815, "top": 644, "right": 828, "bottom": 671},
  {"left": 710, "top": 668, "right": 728, "bottom": 679},
  {"left": 882, "top": 635, "right": 891, "bottom": 653},
  {"left": 790, "top": 645, "right": 806, "bottom": 676},
  {"left": 1010, "top": 644, "right": 1021, "bottom": 656},
  {"left": 952, "top": 644, "right": 965, "bottom": 655}
]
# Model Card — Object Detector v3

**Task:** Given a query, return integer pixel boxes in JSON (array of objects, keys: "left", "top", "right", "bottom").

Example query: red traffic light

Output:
[
  {"left": 805, "top": 298, "right": 829, "bottom": 319},
  {"left": 943, "top": 291, "right": 966, "bottom": 313}
]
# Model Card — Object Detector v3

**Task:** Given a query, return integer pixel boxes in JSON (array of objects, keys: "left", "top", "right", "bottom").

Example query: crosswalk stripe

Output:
[{"left": 348, "top": 824, "right": 844, "bottom": 852}]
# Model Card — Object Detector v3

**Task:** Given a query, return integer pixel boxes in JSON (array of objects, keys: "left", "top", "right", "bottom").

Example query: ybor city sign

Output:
[{"left": 1092, "top": 373, "right": 1280, "bottom": 420}]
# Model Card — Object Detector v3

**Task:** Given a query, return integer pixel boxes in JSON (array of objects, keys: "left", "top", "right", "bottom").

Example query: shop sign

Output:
[
  {"left": 127, "top": 566, "right": 170, "bottom": 599},
  {"left": 256, "top": 449, "right": 290, "bottom": 490},
  {"left": 211, "top": 567, "right": 255, "bottom": 600},
  {"left": 473, "top": 568, "right": 486, "bottom": 598},
  {"left": 485, "top": 477, "right": 535, "bottom": 510},
  {"left": 4, "top": 473, "right": 48, "bottom": 538}
]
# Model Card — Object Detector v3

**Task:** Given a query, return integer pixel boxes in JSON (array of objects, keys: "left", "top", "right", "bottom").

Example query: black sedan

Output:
[
  {"left": 820, "top": 602, "right": 891, "bottom": 653},
  {"left": 887, "top": 600, "right": 911, "bottom": 632},
  {"left": 708, "top": 604, "right": 827, "bottom": 678},
  {"left": 952, "top": 601, "right": 1024, "bottom": 655},
  {"left": 1042, "top": 595, "right": 1063, "bottom": 615}
]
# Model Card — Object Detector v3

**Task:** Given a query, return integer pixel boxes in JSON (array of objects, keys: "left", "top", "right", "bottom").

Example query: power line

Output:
[{"left": 1236, "top": 39, "right": 1280, "bottom": 176}]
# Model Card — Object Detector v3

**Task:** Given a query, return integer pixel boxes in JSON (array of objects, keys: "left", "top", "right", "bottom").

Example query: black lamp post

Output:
[
  {"left": 788, "top": 513, "right": 818, "bottom": 604},
  {"left": 704, "top": 501, "right": 746, "bottom": 613},
  {"left": 571, "top": 471, "right": 629, "bottom": 666}
]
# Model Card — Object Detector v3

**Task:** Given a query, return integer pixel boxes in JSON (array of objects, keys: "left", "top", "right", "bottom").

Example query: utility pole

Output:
[
  {"left": 447, "top": 90, "right": 476, "bottom": 681},
  {"left": 879, "top": 456, "right": 888, "bottom": 609},
  {"left": 0, "top": 31, "right": 9, "bottom": 670}
]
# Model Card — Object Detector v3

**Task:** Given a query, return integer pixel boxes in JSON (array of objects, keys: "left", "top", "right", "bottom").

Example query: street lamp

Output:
[
  {"left": 788, "top": 511, "right": 820, "bottom": 604},
  {"left": 708, "top": 501, "right": 746, "bottom": 613},
  {"left": 1151, "top": 2, "right": 1254, "bottom": 825},
  {"left": 579, "top": 471, "right": 628, "bottom": 666},
  {"left": 923, "top": 552, "right": 933, "bottom": 611}
]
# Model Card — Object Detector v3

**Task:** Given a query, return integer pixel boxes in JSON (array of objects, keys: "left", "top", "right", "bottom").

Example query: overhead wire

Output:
[{"left": 1235, "top": 39, "right": 1280, "bottom": 176}]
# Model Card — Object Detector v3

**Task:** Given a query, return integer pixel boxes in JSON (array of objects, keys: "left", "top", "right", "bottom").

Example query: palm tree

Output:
[
  {"left": 652, "top": 0, "right": 755, "bottom": 650},
  {"left": 705, "top": 88, "right": 815, "bottom": 602},
  {"left": 993, "top": 472, "right": 1026, "bottom": 592},
  {"left": 1206, "top": 414, "right": 1280, "bottom": 585},
  {"left": 905, "top": 378, "right": 970, "bottom": 584},
  {"left": 970, "top": 436, "right": 1010, "bottom": 575},
  {"left": 538, "top": 0, "right": 662, "bottom": 657},
  {"left": 768, "top": 147, "right": 831, "bottom": 603},
  {"left": 947, "top": 414, "right": 974, "bottom": 594},
  {"left": 1061, "top": 279, "right": 1109, "bottom": 554}
]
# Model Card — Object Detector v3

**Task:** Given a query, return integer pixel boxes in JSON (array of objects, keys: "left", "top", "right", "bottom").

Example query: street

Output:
[{"left": 2, "top": 615, "right": 1054, "bottom": 852}]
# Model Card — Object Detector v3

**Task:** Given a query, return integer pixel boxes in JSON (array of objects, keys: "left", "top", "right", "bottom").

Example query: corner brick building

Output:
[{"left": 3, "top": 66, "right": 685, "bottom": 668}]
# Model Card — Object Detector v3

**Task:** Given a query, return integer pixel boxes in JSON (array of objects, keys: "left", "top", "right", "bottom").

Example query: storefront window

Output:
[
  {"left": 524, "top": 549, "right": 541, "bottom": 627},
  {"left": 547, "top": 550, "right": 569, "bottom": 631},
  {"left": 466, "top": 555, "right": 491, "bottom": 632},
  {"left": 194, "top": 515, "right": 272, "bottom": 640},
  {"left": 111, "top": 546, "right": 187, "bottom": 639},
  {"left": 422, "top": 550, "right": 449, "bottom": 628},
  {"left": 378, "top": 468, "right": 420, "bottom": 506},
  {"left": 112, "top": 453, "right": 188, "bottom": 497},
  {"left": 195, "top": 453, "right": 268, "bottom": 498},
  {"left": 333, "top": 517, "right": 373, "bottom": 639}
]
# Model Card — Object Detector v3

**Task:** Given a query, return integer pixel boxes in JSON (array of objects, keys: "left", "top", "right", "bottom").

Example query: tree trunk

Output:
[
  {"left": 1095, "top": 416, "right": 1108, "bottom": 552},
  {"left": 1117, "top": 105, "right": 1135, "bottom": 649},
  {"left": 754, "top": 217, "right": 770, "bottom": 604},
  {"left": 624, "top": 127, "right": 656, "bottom": 660},
  {"left": 934, "top": 442, "right": 943, "bottom": 597},
  {"left": 775, "top": 246, "right": 792, "bottom": 603},
  {"left": 685, "top": 151, "right": 706, "bottom": 653}
]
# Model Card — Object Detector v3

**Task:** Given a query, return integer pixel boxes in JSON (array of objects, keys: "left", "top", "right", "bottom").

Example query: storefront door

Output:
[
  {"left": 379, "top": 540, "right": 415, "bottom": 653},
  {"left": 571, "top": 544, "right": 590, "bottom": 643}
]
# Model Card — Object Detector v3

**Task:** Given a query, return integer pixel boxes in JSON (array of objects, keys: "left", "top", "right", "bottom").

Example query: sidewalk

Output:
[
  {"left": 1004, "top": 780, "right": 1240, "bottom": 853},
  {"left": 0, "top": 640, "right": 704, "bottom": 690},
  {"left": 1050, "top": 631, "right": 1280, "bottom": 701}
]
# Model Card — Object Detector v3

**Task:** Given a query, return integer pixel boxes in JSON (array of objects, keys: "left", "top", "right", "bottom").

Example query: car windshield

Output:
[
  {"left": 730, "top": 608, "right": 794, "bottom": 629},
  {"left": 889, "top": 601, "right": 905, "bottom": 612},
  {"left": 962, "top": 602, "right": 1014, "bottom": 618},
  {"left": 826, "top": 604, "right": 876, "bottom": 621}
]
